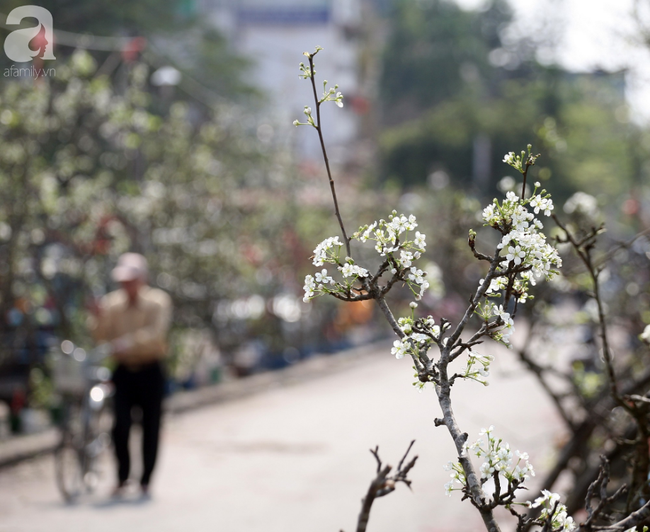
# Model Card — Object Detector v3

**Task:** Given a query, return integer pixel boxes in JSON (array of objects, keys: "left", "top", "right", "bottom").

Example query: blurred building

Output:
[{"left": 198, "top": 0, "right": 364, "bottom": 163}]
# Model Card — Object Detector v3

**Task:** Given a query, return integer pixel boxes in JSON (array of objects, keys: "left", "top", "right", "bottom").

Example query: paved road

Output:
[{"left": 0, "top": 341, "right": 562, "bottom": 532}]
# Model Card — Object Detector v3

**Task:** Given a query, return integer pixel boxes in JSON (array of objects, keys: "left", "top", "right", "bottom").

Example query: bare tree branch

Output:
[{"left": 354, "top": 442, "right": 419, "bottom": 532}]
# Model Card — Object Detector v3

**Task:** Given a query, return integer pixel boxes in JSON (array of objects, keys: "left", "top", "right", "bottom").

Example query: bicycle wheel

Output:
[
  {"left": 82, "top": 400, "right": 112, "bottom": 491},
  {"left": 54, "top": 402, "right": 86, "bottom": 502}
]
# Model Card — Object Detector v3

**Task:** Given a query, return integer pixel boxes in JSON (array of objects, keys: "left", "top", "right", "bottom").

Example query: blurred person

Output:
[{"left": 89, "top": 252, "right": 172, "bottom": 497}]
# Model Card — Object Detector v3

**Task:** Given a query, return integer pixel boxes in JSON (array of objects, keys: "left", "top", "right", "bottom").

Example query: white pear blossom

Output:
[
  {"left": 303, "top": 269, "right": 336, "bottom": 302},
  {"left": 312, "top": 236, "right": 343, "bottom": 266},
  {"left": 391, "top": 315, "right": 441, "bottom": 361},
  {"left": 407, "top": 266, "right": 429, "bottom": 300},
  {"left": 303, "top": 275, "right": 315, "bottom": 302},
  {"left": 463, "top": 350, "right": 495, "bottom": 385},
  {"left": 314, "top": 269, "right": 334, "bottom": 286},
  {"left": 481, "top": 189, "right": 562, "bottom": 307},
  {"left": 400, "top": 250, "right": 415, "bottom": 268},
  {"left": 529, "top": 194, "right": 554, "bottom": 216},
  {"left": 352, "top": 212, "right": 423, "bottom": 264},
  {"left": 528, "top": 490, "right": 576, "bottom": 531},
  {"left": 391, "top": 339, "right": 409, "bottom": 359},
  {"left": 506, "top": 245, "right": 526, "bottom": 265},
  {"left": 446, "top": 427, "right": 535, "bottom": 499},
  {"left": 443, "top": 461, "right": 467, "bottom": 497},
  {"left": 471, "top": 427, "right": 535, "bottom": 483},
  {"left": 358, "top": 222, "right": 377, "bottom": 243},
  {"left": 339, "top": 263, "right": 369, "bottom": 278},
  {"left": 493, "top": 305, "right": 515, "bottom": 345},
  {"left": 413, "top": 231, "right": 426, "bottom": 250}
]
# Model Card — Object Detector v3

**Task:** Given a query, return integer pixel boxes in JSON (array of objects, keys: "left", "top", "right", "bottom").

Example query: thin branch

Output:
[
  {"left": 594, "top": 226, "right": 650, "bottom": 270},
  {"left": 307, "top": 52, "right": 351, "bottom": 258},
  {"left": 597, "top": 497, "right": 650, "bottom": 531},
  {"left": 583, "top": 457, "right": 628, "bottom": 528},
  {"left": 355, "top": 443, "right": 419, "bottom": 532},
  {"left": 375, "top": 295, "right": 404, "bottom": 339},
  {"left": 447, "top": 242, "right": 503, "bottom": 350},
  {"left": 552, "top": 215, "right": 627, "bottom": 410}
]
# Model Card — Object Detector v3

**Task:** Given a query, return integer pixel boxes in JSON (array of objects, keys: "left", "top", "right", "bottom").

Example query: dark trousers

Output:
[{"left": 111, "top": 361, "right": 165, "bottom": 487}]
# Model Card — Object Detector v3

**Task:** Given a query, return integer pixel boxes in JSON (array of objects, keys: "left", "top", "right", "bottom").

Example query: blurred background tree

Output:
[
  {"left": 376, "top": 0, "right": 640, "bottom": 207},
  {"left": 0, "top": 49, "right": 322, "bottom": 404}
]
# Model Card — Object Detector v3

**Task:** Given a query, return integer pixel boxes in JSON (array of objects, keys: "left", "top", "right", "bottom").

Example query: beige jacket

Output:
[{"left": 90, "top": 285, "right": 172, "bottom": 367}]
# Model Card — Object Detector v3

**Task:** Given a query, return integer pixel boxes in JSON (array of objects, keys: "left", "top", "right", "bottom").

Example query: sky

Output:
[{"left": 456, "top": 0, "right": 650, "bottom": 122}]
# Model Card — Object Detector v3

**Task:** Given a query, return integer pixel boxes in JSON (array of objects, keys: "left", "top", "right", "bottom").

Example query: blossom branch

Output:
[
  {"left": 297, "top": 53, "right": 565, "bottom": 531},
  {"left": 304, "top": 49, "right": 351, "bottom": 258}
]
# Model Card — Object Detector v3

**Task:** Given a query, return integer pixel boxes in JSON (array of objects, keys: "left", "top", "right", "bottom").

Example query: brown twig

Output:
[
  {"left": 552, "top": 215, "right": 626, "bottom": 410},
  {"left": 583, "top": 457, "right": 628, "bottom": 529},
  {"left": 552, "top": 214, "right": 650, "bottom": 519},
  {"left": 306, "top": 50, "right": 351, "bottom": 258},
  {"left": 354, "top": 442, "right": 419, "bottom": 532}
]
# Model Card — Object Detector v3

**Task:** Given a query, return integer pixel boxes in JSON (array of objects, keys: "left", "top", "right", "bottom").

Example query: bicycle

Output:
[{"left": 50, "top": 341, "right": 113, "bottom": 502}]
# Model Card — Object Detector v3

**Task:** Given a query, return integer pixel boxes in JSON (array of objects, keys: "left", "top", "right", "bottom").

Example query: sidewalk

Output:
[
  {"left": 0, "top": 329, "right": 564, "bottom": 532},
  {"left": 0, "top": 341, "right": 386, "bottom": 468}
]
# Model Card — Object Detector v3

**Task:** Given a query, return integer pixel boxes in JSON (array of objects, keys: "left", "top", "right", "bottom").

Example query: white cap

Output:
[{"left": 111, "top": 253, "right": 148, "bottom": 282}]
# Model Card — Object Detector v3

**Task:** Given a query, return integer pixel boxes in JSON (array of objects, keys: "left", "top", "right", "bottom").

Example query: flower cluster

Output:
[
  {"left": 293, "top": 105, "right": 317, "bottom": 128},
  {"left": 528, "top": 490, "right": 576, "bottom": 531},
  {"left": 462, "top": 350, "right": 494, "bottom": 386},
  {"left": 502, "top": 144, "right": 539, "bottom": 174},
  {"left": 444, "top": 426, "right": 534, "bottom": 498},
  {"left": 475, "top": 300, "right": 515, "bottom": 346},
  {"left": 356, "top": 212, "right": 420, "bottom": 252},
  {"left": 529, "top": 193, "right": 553, "bottom": 216},
  {"left": 481, "top": 183, "right": 561, "bottom": 308},
  {"left": 320, "top": 80, "right": 343, "bottom": 107},
  {"left": 470, "top": 426, "right": 535, "bottom": 484},
  {"left": 298, "top": 62, "right": 313, "bottom": 79},
  {"left": 354, "top": 211, "right": 429, "bottom": 300},
  {"left": 406, "top": 266, "right": 429, "bottom": 300},
  {"left": 294, "top": 49, "right": 344, "bottom": 126},
  {"left": 312, "top": 236, "right": 343, "bottom": 266},
  {"left": 443, "top": 461, "right": 467, "bottom": 497},
  {"left": 340, "top": 263, "right": 369, "bottom": 278},
  {"left": 303, "top": 269, "right": 335, "bottom": 302},
  {"left": 390, "top": 315, "right": 441, "bottom": 360},
  {"left": 302, "top": 212, "right": 430, "bottom": 304},
  {"left": 302, "top": 235, "right": 372, "bottom": 302},
  {"left": 297, "top": 47, "right": 322, "bottom": 79}
]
